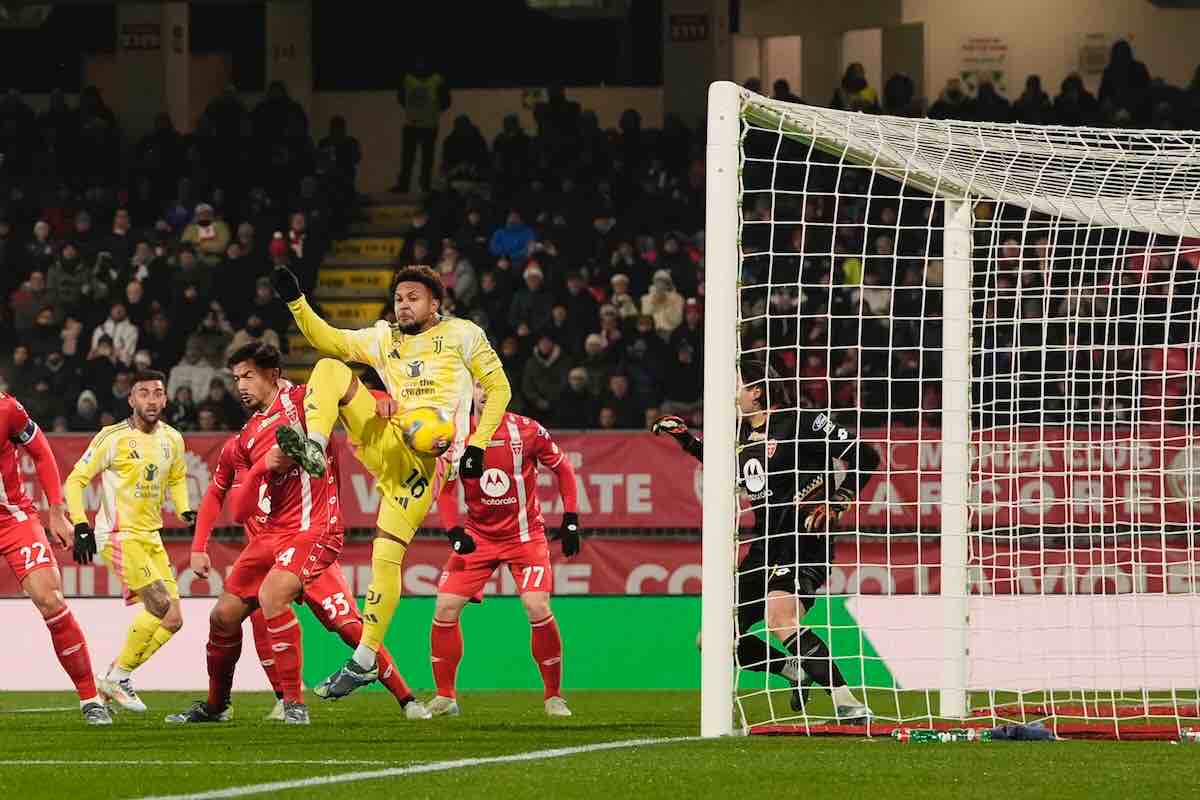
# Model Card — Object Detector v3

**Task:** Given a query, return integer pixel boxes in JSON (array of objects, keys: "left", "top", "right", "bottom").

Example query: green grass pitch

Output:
[{"left": 1, "top": 691, "right": 1198, "bottom": 799}]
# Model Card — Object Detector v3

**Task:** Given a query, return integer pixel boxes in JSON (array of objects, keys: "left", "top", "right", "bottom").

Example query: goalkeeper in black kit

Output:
[{"left": 652, "top": 358, "right": 880, "bottom": 721}]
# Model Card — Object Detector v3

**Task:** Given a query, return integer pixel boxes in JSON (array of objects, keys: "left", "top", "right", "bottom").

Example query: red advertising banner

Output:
[
  {"left": 6, "top": 537, "right": 1197, "bottom": 599},
  {"left": 28, "top": 432, "right": 704, "bottom": 531},
  {"left": 11, "top": 426, "right": 1197, "bottom": 541},
  {"left": 852, "top": 425, "right": 1198, "bottom": 529}
]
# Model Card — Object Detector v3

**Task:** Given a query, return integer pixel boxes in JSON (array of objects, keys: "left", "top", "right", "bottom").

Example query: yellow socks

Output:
[
  {"left": 358, "top": 537, "right": 407, "bottom": 657},
  {"left": 115, "top": 609, "right": 162, "bottom": 672},
  {"left": 137, "top": 625, "right": 176, "bottom": 665},
  {"left": 306, "top": 358, "right": 354, "bottom": 444}
]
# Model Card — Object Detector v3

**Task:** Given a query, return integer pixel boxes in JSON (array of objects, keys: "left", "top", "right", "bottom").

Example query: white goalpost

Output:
[{"left": 702, "top": 80, "right": 1200, "bottom": 739}]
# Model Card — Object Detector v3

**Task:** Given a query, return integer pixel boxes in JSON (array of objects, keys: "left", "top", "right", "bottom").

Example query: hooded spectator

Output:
[
  {"left": 225, "top": 312, "right": 282, "bottom": 362},
  {"left": 580, "top": 333, "right": 612, "bottom": 395},
  {"left": 609, "top": 273, "right": 639, "bottom": 320},
  {"left": 91, "top": 302, "right": 139, "bottom": 366},
  {"left": 167, "top": 385, "right": 197, "bottom": 430},
  {"left": 509, "top": 262, "right": 555, "bottom": 334},
  {"left": 1014, "top": 75, "right": 1053, "bottom": 125},
  {"left": 167, "top": 339, "right": 219, "bottom": 401},
  {"left": 442, "top": 114, "right": 489, "bottom": 181},
  {"left": 557, "top": 367, "right": 598, "bottom": 429},
  {"left": 26, "top": 220, "right": 56, "bottom": 274},
  {"left": 641, "top": 269, "right": 685, "bottom": 335},
  {"left": 69, "top": 389, "right": 101, "bottom": 431},
  {"left": 182, "top": 202, "right": 232, "bottom": 266},
  {"left": 522, "top": 331, "right": 569, "bottom": 416},
  {"left": 45, "top": 242, "right": 91, "bottom": 317}
]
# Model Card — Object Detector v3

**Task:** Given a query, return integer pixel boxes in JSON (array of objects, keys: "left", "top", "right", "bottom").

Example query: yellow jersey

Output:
[
  {"left": 65, "top": 419, "right": 191, "bottom": 545},
  {"left": 288, "top": 296, "right": 511, "bottom": 461}
]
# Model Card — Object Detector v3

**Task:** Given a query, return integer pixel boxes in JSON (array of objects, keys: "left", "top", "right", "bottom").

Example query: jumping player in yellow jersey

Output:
[
  {"left": 64, "top": 370, "right": 194, "bottom": 713},
  {"left": 271, "top": 263, "right": 511, "bottom": 698}
]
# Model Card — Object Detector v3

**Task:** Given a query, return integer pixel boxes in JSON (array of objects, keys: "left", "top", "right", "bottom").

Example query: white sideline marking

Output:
[
  {"left": 2, "top": 760, "right": 385, "bottom": 767},
  {"left": 131, "top": 736, "right": 700, "bottom": 800},
  {"left": 0, "top": 707, "right": 77, "bottom": 713}
]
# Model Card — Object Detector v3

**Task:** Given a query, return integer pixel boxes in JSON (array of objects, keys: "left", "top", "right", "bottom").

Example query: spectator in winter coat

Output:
[
  {"left": 557, "top": 367, "right": 598, "bottom": 429},
  {"left": 436, "top": 239, "right": 478, "bottom": 308},
  {"left": 609, "top": 273, "right": 639, "bottom": 320},
  {"left": 90, "top": 302, "right": 139, "bottom": 366},
  {"left": 641, "top": 269, "right": 685, "bottom": 335},
  {"left": 45, "top": 242, "right": 91, "bottom": 318},
  {"left": 181, "top": 203, "right": 231, "bottom": 266},
  {"left": 521, "top": 331, "right": 570, "bottom": 416},
  {"left": 489, "top": 209, "right": 535, "bottom": 263},
  {"left": 69, "top": 389, "right": 101, "bottom": 431},
  {"left": 660, "top": 340, "right": 704, "bottom": 417},
  {"left": 509, "top": 262, "right": 555, "bottom": 334},
  {"left": 26, "top": 220, "right": 56, "bottom": 275},
  {"left": 167, "top": 339, "right": 219, "bottom": 402},
  {"left": 12, "top": 271, "right": 50, "bottom": 332},
  {"left": 598, "top": 372, "right": 645, "bottom": 429},
  {"left": 224, "top": 312, "right": 282, "bottom": 362},
  {"left": 441, "top": 114, "right": 490, "bottom": 181}
]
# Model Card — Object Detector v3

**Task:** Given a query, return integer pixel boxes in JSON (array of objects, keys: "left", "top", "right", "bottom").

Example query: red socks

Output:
[
  {"left": 265, "top": 609, "right": 304, "bottom": 703},
  {"left": 530, "top": 614, "right": 563, "bottom": 699},
  {"left": 44, "top": 606, "right": 98, "bottom": 702},
  {"left": 206, "top": 626, "right": 242, "bottom": 711},
  {"left": 249, "top": 609, "right": 283, "bottom": 698},
  {"left": 430, "top": 618, "right": 463, "bottom": 699}
]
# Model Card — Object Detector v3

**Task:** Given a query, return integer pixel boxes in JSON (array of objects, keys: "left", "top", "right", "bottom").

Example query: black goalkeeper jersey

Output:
[{"left": 737, "top": 409, "right": 869, "bottom": 567}]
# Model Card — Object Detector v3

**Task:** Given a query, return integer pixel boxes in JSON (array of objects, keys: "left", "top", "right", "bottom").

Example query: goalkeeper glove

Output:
[
  {"left": 271, "top": 264, "right": 303, "bottom": 303},
  {"left": 446, "top": 526, "right": 477, "bottom": 555},
  {"left": 803, "top": 487, "right": 856, "bottom": 533},
  {"left": 181, "top": 510, "right": 197, "bottom": 535},
  {"left": 73, "top": 522, "right": 97, "bottom": 565},
  {"left": 552, "top": 511, "right": 582, "bottom": 557},
  {"left": 458, "top": 444, "right": 485, "bottom": 479},
  {"left": 651, "top": 414, "right": 690, "bottom": 442}
]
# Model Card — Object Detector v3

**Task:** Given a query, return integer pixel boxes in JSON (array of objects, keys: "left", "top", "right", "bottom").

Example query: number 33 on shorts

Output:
[{"left": 321, "top": 591, "right": 352, "bottom": 621}]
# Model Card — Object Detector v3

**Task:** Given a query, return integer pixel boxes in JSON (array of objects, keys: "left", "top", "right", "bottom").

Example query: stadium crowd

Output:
[{"left": 0, "top": 40, "right": 1193, "bottom": 434}]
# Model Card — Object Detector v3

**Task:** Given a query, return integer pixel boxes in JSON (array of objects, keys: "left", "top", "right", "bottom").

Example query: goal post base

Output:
[{"left": 748, "top": 721, "right": 1188, "bottom": 741}]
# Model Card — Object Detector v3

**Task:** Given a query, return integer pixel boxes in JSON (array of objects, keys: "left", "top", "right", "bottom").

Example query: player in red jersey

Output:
[
  {"left": 0, "top": 392, "right": 110, "bottom": 724},
  {"left": 416, "top": 384, "right": 582, "bottom": 717},
  {"left": 166, "top": 343, "right": 342, "bottom": 726},
  {"left": 189, "top": 433, "right": 431, "bottom": 721}
]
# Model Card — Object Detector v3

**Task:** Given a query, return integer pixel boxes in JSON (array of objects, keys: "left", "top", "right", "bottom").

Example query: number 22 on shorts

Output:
[{"left": 20, "top": 542, "right": 49, "bottom": 571}]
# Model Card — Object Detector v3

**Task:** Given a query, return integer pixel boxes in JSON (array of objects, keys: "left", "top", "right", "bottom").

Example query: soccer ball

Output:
[{"left": 396, "top": 406, "right": 455, "bottom": 456}]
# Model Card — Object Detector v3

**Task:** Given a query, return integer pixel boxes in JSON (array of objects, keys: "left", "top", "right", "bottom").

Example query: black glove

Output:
[
  {"left": 73, "top": 522, "right": 96, "bottom": 565},
  {"left": 651, "top": 415, "right": 690, "bottom": 442},
  {"left": 181, "top": 510, "right": 197, "bottom": 534},
  {"left": 446, "top": 526, "right": 477, "bottom": 555},
  {"left": 803, "top": 487, "right": 856, "bottom": 533},
  {"left": 459, "top": 444, "right": 485, "bottom": 479},
  {"left": 552, "top": 511, "right": 582, "bottom": 557},
  {"left": 271, "top": 264, "right": 303, "bottom": 303}
]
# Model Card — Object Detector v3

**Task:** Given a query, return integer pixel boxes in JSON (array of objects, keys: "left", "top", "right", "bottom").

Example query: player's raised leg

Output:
[
  {"left": 274, "top": 358, "right": 360, "bottom": 478},
  {"left": 20, "top": 554, "right": 111, "bottom": 725}
]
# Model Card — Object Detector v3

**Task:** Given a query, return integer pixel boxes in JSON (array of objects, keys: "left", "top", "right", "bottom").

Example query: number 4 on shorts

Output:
[{"left": 277, "top": 547, "right": 296, "bottom": 566}]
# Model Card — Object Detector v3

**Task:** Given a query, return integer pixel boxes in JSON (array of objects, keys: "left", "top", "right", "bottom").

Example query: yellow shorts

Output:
[
  {"left": 341, "top": 385, "right": 444, "bottom": 543},
  {"left": 100, "top": 532, "right": 179, "bottom": 601}
]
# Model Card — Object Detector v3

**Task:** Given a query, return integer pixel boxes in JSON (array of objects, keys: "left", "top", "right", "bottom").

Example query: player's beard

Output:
[
  {"left": 397, "top": 317, "right": 426, "bottom": 335},
  {"left": 135, "top": 405, "right": 160, "bottom": 426}
]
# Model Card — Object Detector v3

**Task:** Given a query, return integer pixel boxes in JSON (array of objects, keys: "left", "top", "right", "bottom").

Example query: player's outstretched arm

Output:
[
  {"left": 651, "top": 415, "right": 703, "bottom": 462},
  {"left": 461, "top": 367, "right": 512, "bottom": 479},
  {"left": 273, "top": 266, "right": 376, "bottom": 364}
]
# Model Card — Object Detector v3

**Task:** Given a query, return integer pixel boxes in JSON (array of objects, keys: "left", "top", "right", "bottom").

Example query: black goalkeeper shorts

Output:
[{"left": 735, "top": 542, "right": 828, "bottom": 634}]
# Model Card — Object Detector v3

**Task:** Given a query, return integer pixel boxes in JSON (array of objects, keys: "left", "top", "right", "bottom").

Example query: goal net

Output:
[{"left": 700, "top": 81, "right": 1200, "bottom": 740}]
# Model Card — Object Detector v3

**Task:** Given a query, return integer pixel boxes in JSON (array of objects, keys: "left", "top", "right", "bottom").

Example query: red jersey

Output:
[
  {"left": 232, "top": 384, "right": 341, "bottom": 536},
  {"left": 462, "top": 412, "right": 568, "bottom": 543},
  {"left": 212, "top": 436, "right": 267, "bottom": 538},
  {"left": 0, "top": 394, "right": 40, "bottom": 525}
]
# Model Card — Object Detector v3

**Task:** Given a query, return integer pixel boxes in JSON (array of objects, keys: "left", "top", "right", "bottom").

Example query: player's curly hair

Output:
[{"left": 391, "top": 265, "right": 446, "bottom": 305}]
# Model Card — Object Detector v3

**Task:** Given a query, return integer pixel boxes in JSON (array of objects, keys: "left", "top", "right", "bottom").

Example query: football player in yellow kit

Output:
[
  {"left": 64, "top": 370, "right": 193, "bottom": 712},
  {"left": 271, "top": 263, "right": 511, "bottom": 698}
]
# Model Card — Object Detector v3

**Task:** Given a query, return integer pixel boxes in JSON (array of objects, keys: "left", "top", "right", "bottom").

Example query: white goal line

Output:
[{"left": 129, "top": 736, "right": 701, "bottom": 800}]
